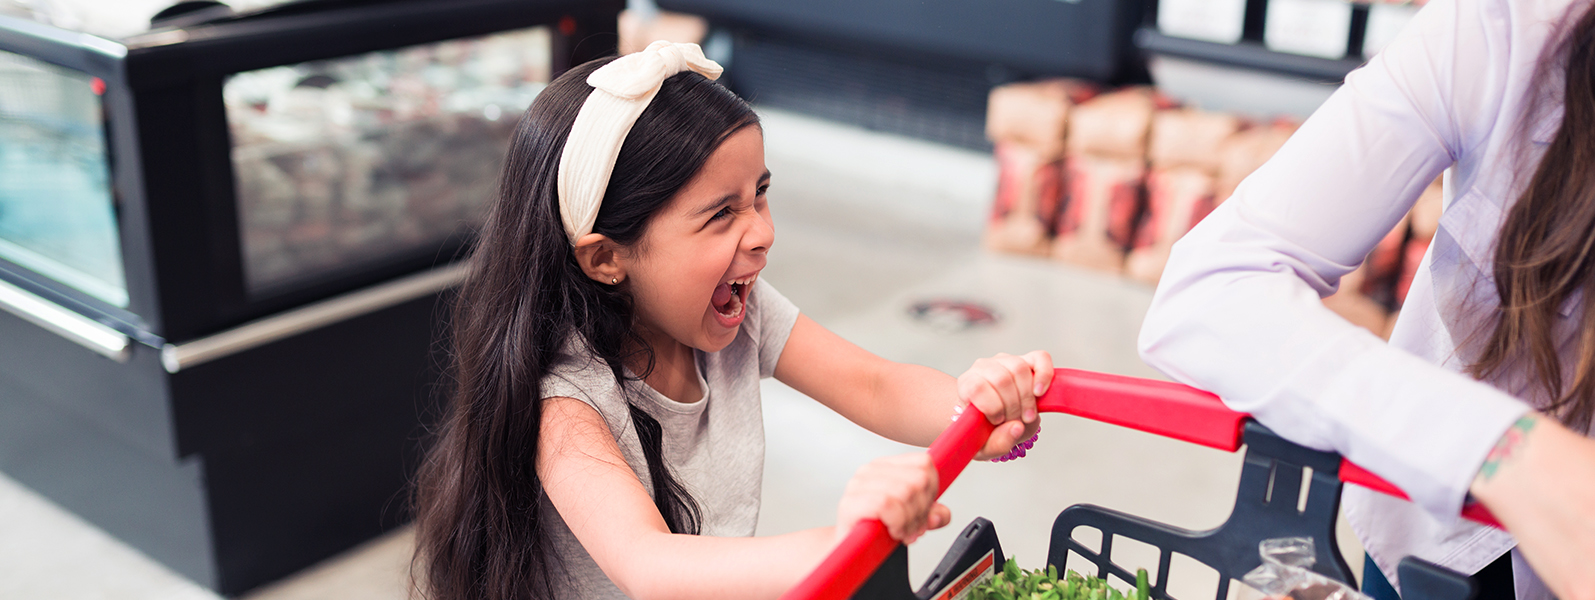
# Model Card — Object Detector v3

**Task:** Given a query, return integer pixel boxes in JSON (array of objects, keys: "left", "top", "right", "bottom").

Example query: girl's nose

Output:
[{"left": 745, "top": 211, "right": 774, "bottom": 254}]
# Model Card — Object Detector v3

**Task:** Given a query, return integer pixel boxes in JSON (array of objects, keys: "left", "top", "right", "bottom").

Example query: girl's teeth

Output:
[{"left": 714, "top": 274, "right": 756, "bottom": 319}]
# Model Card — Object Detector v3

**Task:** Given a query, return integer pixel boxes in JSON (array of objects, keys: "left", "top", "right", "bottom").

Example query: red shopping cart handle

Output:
[
  {"left": 782, "top": 400, "right": 997, "bottom": 600},
  {"left": 1338, "top": 460, "right": 1504, "bottom": 529},
  {"left": 781, "top": 369, "right": 1503, "bottom": 600},
  {"left": 1033, "top": 369, "right": 1246, "bottom": 452}
]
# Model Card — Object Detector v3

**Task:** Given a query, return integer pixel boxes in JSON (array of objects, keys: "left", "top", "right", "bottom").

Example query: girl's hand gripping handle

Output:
[{"left": 781, "top": 407, "right": 996, "bottom": 600}]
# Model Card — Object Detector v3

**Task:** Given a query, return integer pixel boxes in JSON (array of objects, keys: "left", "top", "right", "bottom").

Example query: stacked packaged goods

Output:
[
  {"left": 984, "top": 79, "right": 1097, "bottom": 255},
  {"left": 1212, "top": 119, "right": 1298, "bottom": 206},
  {"left": 1052, "top": 87, "right": 1161, "bottom": 272},
  {"left": 1323, "top": 247, "right": 1401, "bottom": 337},
  {"left": 984, "top": 82, "right": 1442, "bottom": 339},
  {"left": 1398, "top": 176, "right": 1443, "bottom": 307},
  {"left": 1126, "top": 108, "right": 1241, "bottom": 284}
]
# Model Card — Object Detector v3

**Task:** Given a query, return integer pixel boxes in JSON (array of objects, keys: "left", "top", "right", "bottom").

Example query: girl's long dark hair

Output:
[
  {"left": 411, "top": 58, "right": 758, "bottom": 600},
  {"left": 1472, "top": 1, "right": 1595, "bottom": 429}
]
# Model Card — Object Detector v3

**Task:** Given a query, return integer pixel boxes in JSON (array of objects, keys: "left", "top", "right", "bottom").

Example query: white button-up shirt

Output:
[{"left": 1139, "top": 1, "right": 1584, "bottom": 597}]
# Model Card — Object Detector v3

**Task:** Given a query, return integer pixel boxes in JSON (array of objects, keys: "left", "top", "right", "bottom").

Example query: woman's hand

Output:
[
  {"left": 957, "top": 350, "right": 1053, "bottom": 460},
  {"left": 835, "top": 453, "right": 952, "bottom": 545},
  {"left": 1468, "top": 413, "right": 1595, "bottom": 600}
]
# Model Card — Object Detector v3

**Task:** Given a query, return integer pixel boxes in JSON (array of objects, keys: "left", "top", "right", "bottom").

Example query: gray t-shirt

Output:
[{"left": 539, "top": 278, "right": 800, "bottom": 598}]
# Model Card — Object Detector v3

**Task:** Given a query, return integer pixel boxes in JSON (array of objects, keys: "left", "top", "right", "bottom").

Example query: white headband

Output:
[{"left": 556, "top": 40, "right": 724, "bottom": 244}]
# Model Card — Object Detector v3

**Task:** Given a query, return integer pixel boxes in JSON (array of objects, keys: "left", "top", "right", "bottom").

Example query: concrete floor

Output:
[{"left": 0, "top": 108, "right": 1360, "bottom": 600}]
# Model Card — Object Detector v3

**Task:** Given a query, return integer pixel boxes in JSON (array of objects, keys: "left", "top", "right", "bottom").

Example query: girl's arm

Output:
[
  {"left": 773, "top": 314, "right": 1049, "bottom": 458},
  {"left": 539, "top": 396, "right": 949, "bottom": 600}
]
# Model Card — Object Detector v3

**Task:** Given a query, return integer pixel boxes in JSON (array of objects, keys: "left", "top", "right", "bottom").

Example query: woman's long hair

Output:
[
  {"left": 1471, "top": 1, "right": 1595, "bottom": 429},
  {"left": 411, "top": 58, "right": 759, "bottom": 600}
]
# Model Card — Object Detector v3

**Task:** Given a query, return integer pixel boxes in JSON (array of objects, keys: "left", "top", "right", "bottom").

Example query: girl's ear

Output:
[{"left": 572, "top": 233, "right": 627, "bottom": 285}]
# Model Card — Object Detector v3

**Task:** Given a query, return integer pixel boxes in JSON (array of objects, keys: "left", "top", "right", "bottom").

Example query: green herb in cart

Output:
[{"left": 970, "top": 558, "right": 1151, "bottom": 600}]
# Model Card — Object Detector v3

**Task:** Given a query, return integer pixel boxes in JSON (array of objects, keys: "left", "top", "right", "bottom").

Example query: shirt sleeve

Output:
[
  {"left": 1138, "top": 0, "right": 1531, "bottom": 522},
  {"left": 541, "top": 341, "right": 636, "bottom": 441},
  {"left": 750, "top": 278, "right": 800, "bottom": 379}
]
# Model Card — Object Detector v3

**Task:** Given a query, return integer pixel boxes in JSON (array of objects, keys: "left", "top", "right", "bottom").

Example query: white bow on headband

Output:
[{"left": 557, "top": 41, "right": 724, "bottom": 245}]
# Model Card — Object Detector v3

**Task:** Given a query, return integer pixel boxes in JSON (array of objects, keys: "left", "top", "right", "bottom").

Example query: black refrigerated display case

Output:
[{"left": 0, "top": 0, "right": 618, "bottom": 594}]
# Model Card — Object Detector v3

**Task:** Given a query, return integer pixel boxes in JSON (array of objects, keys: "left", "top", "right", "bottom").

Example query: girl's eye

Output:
[
  {"left": 709, "top": 206, "right": 732, "bottom": 222},
  {"left": 756, "top": 184, "right": 770, "bottom": 196}
]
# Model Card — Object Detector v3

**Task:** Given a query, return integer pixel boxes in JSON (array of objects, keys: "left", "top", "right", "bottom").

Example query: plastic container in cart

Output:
[{"left": 783, "top": 370, "right": 1493, "bottom": 600}]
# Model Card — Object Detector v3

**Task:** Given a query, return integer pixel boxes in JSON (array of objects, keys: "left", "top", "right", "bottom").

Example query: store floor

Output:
[{"left": 0, "top": 108, "right": 1360, "bottom": 600}]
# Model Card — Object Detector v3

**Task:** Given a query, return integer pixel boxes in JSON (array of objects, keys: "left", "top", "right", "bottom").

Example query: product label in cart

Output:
[{"left": 929, "top": 548, "right": 995, "bottom": 600}]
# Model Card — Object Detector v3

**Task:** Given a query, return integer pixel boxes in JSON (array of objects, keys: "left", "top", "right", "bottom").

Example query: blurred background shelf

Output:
[{"left": 1135, "top": 28, "right": 1365, "bottom": 83}]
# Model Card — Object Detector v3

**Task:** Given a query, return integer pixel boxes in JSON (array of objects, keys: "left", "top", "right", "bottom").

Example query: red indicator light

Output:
[
  {"left": 558, "top": 15, "right": 576, "bottom": 36},
  {"left": 91, "top": 77, "right": 106, "bottom": 95}
]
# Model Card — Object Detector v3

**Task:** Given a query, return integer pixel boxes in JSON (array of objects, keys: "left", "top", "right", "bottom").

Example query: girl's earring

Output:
[{"left": 611, "top": 277, "right": 618, "bottom": 285}]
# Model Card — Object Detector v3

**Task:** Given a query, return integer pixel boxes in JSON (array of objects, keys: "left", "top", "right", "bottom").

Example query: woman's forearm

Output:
[
  {"left": 1466, "top": 413, "right": 1595, "bottom": 600},
  {"left": 1141, "top": 204, "right": 1529, "bottom": 517}
]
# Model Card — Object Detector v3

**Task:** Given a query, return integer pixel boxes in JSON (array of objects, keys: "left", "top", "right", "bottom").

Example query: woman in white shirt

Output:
[{"left": 1139, "top": 0, "right": 1595, "bottom": 599}]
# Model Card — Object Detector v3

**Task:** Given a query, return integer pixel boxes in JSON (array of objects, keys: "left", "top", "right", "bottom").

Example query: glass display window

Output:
[
  {"left": 0, "top": 49, "right": 127, "bottom": 307},
  {"left": 225, "top": 25, "right": 550, "bottom": 295}
]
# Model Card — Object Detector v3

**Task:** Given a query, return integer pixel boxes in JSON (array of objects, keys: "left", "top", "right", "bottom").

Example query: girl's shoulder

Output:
[
  {"left": 737, "top": 278, "right": 800, "bottom": 379},
  {"left": 542, "top": 339, "right": 621, "bottom": 404},
  {"left": 744, "top": 278, "right": 798, "bottom": 339},
  {"left": 541, "top": 341, "right": 643, "bottom": 440}
]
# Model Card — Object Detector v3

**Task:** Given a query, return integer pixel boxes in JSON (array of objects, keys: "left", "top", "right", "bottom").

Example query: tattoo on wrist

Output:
[{"left": 1479, "top": 415, "right": 1537, "bottom": 481}]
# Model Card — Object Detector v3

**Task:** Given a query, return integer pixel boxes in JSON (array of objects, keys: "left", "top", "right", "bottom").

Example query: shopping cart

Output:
[{"left": 783, "top": 369, "right": 1492, "bottom": 600}]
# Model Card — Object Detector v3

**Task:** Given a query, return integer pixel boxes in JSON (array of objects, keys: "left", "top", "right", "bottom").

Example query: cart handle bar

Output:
[{"left": 780, "top": 369, "right": 1503, "bottom": 600}]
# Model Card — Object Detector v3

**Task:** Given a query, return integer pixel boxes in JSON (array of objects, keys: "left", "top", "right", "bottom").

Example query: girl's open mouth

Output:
[{"left": 712, "top": 274, "right": 757, "bottom": 322}]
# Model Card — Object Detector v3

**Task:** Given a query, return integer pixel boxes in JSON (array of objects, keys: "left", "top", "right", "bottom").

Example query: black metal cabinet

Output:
[
  {"left": 659, "top": 0, "right": 1147, "bottom": 149},
  {"left": 662, "top": 0, "right": 1146, "bottom": 80},
  {"left": 0, "top": 0, "right": 618, "bottom": 594}
]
